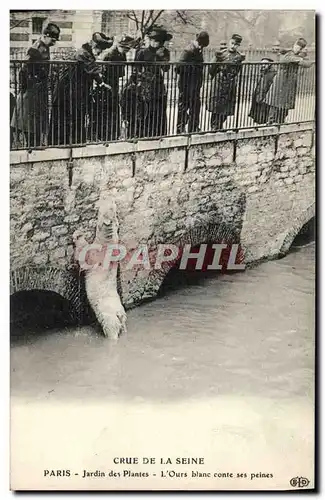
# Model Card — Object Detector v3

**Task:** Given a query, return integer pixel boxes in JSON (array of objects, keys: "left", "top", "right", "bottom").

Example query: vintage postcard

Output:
[{"left": 9, "top": 8, "right": 316, "bottom": 491}]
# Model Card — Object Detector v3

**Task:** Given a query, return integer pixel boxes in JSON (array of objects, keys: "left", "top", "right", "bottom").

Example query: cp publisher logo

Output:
[{"left": 290, "top": 477, "right": 310, "bottom": 488}]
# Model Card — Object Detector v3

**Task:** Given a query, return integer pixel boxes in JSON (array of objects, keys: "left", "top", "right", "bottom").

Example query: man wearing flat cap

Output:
[
  {"left": 91, "top": 35, "right": 136, "bottom": 141},
  {"left": 121, "top": 26, "right": 172, "bottom": 138},
  {"left": 176, "top": 31, "right": 210, "bottom": 134},
  {"left": 50, "top": 32, "right": 112, "bottom": 145},
  {"left": 207, "top": 33, "right": 245, "bottom": 131},
  {"left": 264, "top": 37, "right": 312, "bottom": 124},
  {"left": 11, "top": 22, "right": 60, "bottom": 148}
]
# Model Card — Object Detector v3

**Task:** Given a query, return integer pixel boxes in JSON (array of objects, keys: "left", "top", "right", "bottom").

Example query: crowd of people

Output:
[{"left": 10, "top": 22, "right": 313, "bottom": 148}]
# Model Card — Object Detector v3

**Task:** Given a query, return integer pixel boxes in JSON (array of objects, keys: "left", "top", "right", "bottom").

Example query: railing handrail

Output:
[{"left": 10, "top": 59, "right": 316, "bottom": 65}]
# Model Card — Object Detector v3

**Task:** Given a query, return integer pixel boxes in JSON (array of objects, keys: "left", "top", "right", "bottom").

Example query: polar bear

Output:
[{"left": 73, "top": 197, "right": 127, "bottom": 340}]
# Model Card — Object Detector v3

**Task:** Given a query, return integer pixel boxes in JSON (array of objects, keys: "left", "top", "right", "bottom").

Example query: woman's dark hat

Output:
[
  {"left": 43, "top": 23, "right": 60, "bottom": 41},
  {"left": 148, "top": 27, "right": 173, "bottom": 42},
  {"left": 196, "top": 31, "right": 210, "bottom": 47},
  {"left": 231, "top": 33, "right": 243, "bottom": 44},
  {"left": 92, "top": 32, "right": 113, "bottom": 50},
  {"left": 118, "top": 35, "right": 136, "bottom": 49}
]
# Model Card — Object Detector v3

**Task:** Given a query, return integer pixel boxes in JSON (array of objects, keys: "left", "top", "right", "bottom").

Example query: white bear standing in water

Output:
[{"left": 73, "top": 197, "right": 127, "bottom": 340}]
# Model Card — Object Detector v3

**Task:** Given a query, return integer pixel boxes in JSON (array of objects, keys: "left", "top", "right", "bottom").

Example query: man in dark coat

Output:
[
  {"left": 121, "top": 27, "right": 172, "bottom": 138},
  {"left": 248, "top": 58, "right": 277, "bottom": 124},
  {"left": 91, "top": 35, "right": 135, "bottom": 142},
  {"left": 11, "top": 23, "right": 60, "bottom": 148},
  {"left": 176, "top": 31, "right": 210, "bottom": 134},
  {"left": 10, "top": 91, "right": 16, "bottom": 149},
  {"left": 207, "top": 33, "right": 245, "bottom": 131},
  {"left": 264, "top": 38, "right": 312, "bottom": 124},
  {"left": 49, "top": 32, "right": 112, "bottom": 146}
]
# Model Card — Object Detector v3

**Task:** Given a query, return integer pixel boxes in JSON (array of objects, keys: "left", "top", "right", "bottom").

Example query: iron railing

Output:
[
  {"left": 10, "top": 60, "right": 315, "bottom": 150},
  {"left": 10, "top": 46, "right": 316, "bottom": 62}
]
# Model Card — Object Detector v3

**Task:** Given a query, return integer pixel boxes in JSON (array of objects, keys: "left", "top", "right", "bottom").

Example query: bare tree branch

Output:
[
  {"left": 126, "top": 10, "right": 139, "bottom": 30},
  {"left": 175, "top": 10, "right": 201, "bottom": 29},
  {"left": 146, "top": 10, "right": 164, "bottom": 32},
  {"left": 10, "top": 18, "right": 31, "bottom": 30},
  {"left": 175, "top": 10, "right": 188, "bottom": 24},
  {"left": 142, "top": 10, "right": 154, "bottom": 30},
  {"left": 141, "top": 10, "right": 145, "bottom": 31},
  {"left": 229, "top": 10, "right": 263, "bottom": 27}
]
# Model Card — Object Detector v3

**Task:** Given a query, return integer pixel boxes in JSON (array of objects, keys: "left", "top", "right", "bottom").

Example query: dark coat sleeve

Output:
[
  {"left": 77, "top": 50, "right": 103, "bottom": 83},
  {"left": 118, "top": 54, "right": 126, "bottom": 78},
  {"left": 156, "top": 47, "right": 170, "bottom": 72},
  {"left": 19, "top": 45, "right": 47, "bottom": 92},
  {"left": 209, "top": 50, "right": 227, "bottom": 78},
  {"left": 284, "top": 52, "right": 312, "bottom": 68},
  {"left": 176, "top": 48, "right": 192, "bottom": 74}
]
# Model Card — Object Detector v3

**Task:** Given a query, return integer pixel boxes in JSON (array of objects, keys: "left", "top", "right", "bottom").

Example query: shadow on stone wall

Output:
[
  {"left": 279, "top": 203, "right": 315, "bottom": 257},
  {"left": 156, "top": 220, "right": 246, "bottom": 299}
]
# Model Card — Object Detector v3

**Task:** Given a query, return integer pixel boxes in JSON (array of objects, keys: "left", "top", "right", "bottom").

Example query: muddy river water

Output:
[{"left": 10, "top": 242, "right": 315, "bottom": 490}]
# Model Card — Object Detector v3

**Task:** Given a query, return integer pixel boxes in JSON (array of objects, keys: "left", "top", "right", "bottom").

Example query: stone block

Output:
[
  {"left": 297, "top": 146, "right": 309, "bottom": 157},
  {"left": 32, "top": 231, "right": 50, "bottom": 242},
  {"left": 47, "top": 239, "right": 59, "bottom": 251},
  {"left": 51, "top": 247, "right": 66, "bottom": 260},
  {"left": 247, "top": 185, "right": 259, "bottom": 193},
  {"left": 21, "top": 222, "right": 34, "bottom": 237},
  {"left": 259, "top": 175, "right": 268, "bottom": 184},
  {"left": 33, "top": 253, "right": 49, "bottom": 265},
  {"left": 51, "top": 225, "right": 69, "bottom": 237},
  {"left": 64, "top": 214, "right": 80, "bottom": 223}
]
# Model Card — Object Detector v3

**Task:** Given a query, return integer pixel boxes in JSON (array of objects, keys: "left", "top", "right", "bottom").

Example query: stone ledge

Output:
[{"left": 10, "top": 122, "right": 315, "bottom": 165}]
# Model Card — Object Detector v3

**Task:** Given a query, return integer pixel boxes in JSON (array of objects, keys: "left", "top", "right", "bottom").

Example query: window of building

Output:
[{"left": 32, "top": 17, "right": 46, "bottom": 34}]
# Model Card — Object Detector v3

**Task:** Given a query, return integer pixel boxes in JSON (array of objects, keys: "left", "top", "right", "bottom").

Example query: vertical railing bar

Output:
[
  {"left": 14, "top": 62, "right": 19, "bottom": 149},
  {"left": 200, "top": 64, "right": 205, "bottom": 133},
  {"left": 69, "top": 62, "right": 73, "bottom": 147},
  {"left": 234, "top": 62, "right": 243, "bottom": 132}
]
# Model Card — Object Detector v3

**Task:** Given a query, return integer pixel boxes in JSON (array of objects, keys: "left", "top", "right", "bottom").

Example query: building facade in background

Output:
[
  {"left": 10, "top": 10, "right": 315, "bottom": 59},
  {"left": 10, "top": 10, "right": 133, "bottom": 56}
]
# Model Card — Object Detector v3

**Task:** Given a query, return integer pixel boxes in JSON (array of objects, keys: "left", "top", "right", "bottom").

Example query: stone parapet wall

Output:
[{"left": 10, "top": 124, "right": 315, "bottom": 309}]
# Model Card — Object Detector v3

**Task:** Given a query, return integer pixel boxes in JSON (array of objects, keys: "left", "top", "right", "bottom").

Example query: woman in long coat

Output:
[
  {"left": 49, "top": 32, "right": 111, "bottom": 146},
  {"left": 11, "top": 23, "right": 60, "bottom": 148},
  {"left": 263, "top": 38, "right": 312, "bottom": 124},
  {"left": 248, "top": 58, "right": 277, "bottom": 124},
  {"left": 207, "top": 34, "right": 245, "bottom": 131}
]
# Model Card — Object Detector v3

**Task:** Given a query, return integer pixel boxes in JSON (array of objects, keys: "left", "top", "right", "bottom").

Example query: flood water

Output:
[{"left": 11, "top": 241, "right": 315, "bottom": 403}]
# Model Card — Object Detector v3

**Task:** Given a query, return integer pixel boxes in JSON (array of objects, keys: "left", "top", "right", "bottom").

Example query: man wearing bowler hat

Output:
[
  {"left": 11, "top": 22, "right": 60, "bottom": 148},
  {"left": 176, "top": 31, "right": 210, "bottom": 134},
  {"left": 207, "top": 33, "right": 245, "bottom": 131}
]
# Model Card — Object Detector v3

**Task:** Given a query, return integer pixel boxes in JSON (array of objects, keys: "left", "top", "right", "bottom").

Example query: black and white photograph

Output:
[{"left": 8, "top": 7, "right": 316, "bottom": 491}]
